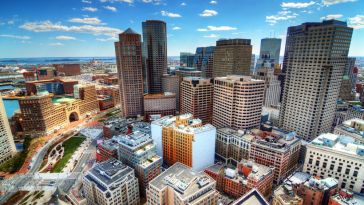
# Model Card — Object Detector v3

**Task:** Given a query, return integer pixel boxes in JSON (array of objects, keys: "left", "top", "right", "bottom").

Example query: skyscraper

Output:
[
  {"left": 256, "top": 38, "right": 281, "bottom": 70},
  {"left": 115, "top": 28, "right": 144, "bottom": 117},
  {"left": 279, "top": 20, "right": 353, "bottom": 140},
  {"left": 255, "top": 67, "right": 281, "bottom": 107},
  {"left": 180, "top": 77, "right": 214, "bottom": 123},
  {"left": 0, "top": 96, "right": 16, "bottom": 165},
  {"left": 194, "top": 46, "right": 215, "bottom": 78},
  {"left": 212, "top": 75, "right": 265, "bottom": 130},
  {"left": 213, "top": 39, "right": 252, "bottom": 78},
  {"left": 142, "top": 20, "right": 167, "bottom": 93},
  {"left": 180, "top": 52, "right": 195, "bottom": 67}
]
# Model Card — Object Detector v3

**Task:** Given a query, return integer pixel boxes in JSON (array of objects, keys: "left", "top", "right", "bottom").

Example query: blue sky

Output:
[{"left": 0, "top": 0, "right": 363, "bottom": 58}]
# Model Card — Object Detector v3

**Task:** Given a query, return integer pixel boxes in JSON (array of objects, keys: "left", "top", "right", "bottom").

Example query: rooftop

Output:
[
  {"left": 52, "top": 96, "right": 76, "bottom": 104},
  {"left": 144, "top": 92, "right": 176, "bottom": 99},
  {"left": 335, "top": 118, "right": 364, "bottom": 141},
  {"left": 149, "top": 162, "right": 214, "bottom": 199},
  {"left": 218, "top": 128, "right": 255, "bottom": 142},
  {"left": 116, "top": 131, "right": 152, "bottom": 150},
  {"left": 214, "top": 75, "right": 264, "bottom": 84},
  {"left": 232, "top": 189, "right": 269, "bottom": 205},
  {"left": 251, "top": 127, "right": 301, "bottom": 151},
  {"left": 330, "top": 190, "right": 364, "bottom": 205},
  {"left": 310, "top": 133, "right": 364, "bottom": 157}
]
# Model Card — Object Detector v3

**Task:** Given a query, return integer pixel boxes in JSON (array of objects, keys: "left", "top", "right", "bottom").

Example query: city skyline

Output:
[{"left": 0, "top": 0, "right": 363, "bottom": 58}]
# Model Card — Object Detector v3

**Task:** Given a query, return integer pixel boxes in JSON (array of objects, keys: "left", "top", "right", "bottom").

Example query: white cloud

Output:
[
  {"left": 69, "top": 17, "right": 104, "bottom": 25},
  {"left": 197, "top": 25, "right": 237, "bottom": 32},
  {"left": 349, "top": 15, "right": 364, "bottom": 29},
  {"left": 281, "top": 1, "right": 316, "bottom": 8},
  {"left": 82, "top": 7, "right": 98, "bottom": 12},
  {"left": 7, "top": 20, "right": 15, "bottom": 25},
  {"left": 266, "top": 11, "right": 298, "bottom": 25},
  {"left": 103, "top": 6, "right": 117, "bottom": 12},
  {"left": 199, "top": 9, "right": 218, "bottom": 17},
  {"left": 320, "top": 14, "right": 343, "bottom": 20},
  {"left": 142, "top": 0, "right": 164, "bottom": 5},
  {"left": 172, "top": 26, "right": 181, "bottom": 30},
  {"left": 210, "top": 1, "right": 217, "bottom": 4},
  {"left": 0, "top": 34, "right": 31, "bottom": 40},
  {"left": 55, "top": 35, "right": 76, "bottom": 40},
  {"left": 203, "top": 34, "right": 219, "bottom": 38},
  {"left": 180, "top": 2, "right": 186, "bottom": 6},
  {"left": 161, "top": 11, "right": 182, "bottom": 18},
  {"left": 20, "top": 21, "right": 122, "bottom": 37},
  {"left": 49, "top": 42, "right": 64, "bottom": 46},
  {"left": 96, "top": 37, "right": 118, "bottom": 41},
  {"left": 82, "top": 0, "right": 92, "bottom": 3},
  {"left": 100, "top": 0, "right": 133, "bottom": 3},
  {"left": 322, "top": 0, "right": 356, "bottom": 6}
]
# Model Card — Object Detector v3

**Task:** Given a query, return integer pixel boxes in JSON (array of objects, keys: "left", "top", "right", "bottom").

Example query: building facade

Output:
[
  {"left": 151, "top": 114, "right": 216, "bottom": 171},
  {"left": 142, "top": 20, "right": 168, "bottom": 93},
  {"left": 255, "top": 67, "right": 281, "bottom": 107},
  {"left": 161, "top": 74, "right": 179, "bottom": 110},
  {"left": 180, "top": 77, "right": 213, "bottom": 123},
  {"left": 213, "top": 39, "right": 252, "bottom": 78},
  {"left": 180, "top": 52, "right": 195, "bottom": 67},
  {"left": 143, "top": 93, "right": 176, "bottom": 121},
  {"left": 212, "top": 75, "right": 265, "bottom": 130},
  {"left": 334, "top": 118, "right": 364, "bottom": 144},
  {"left": 256, "top": 38, "right": 281, "bottom": 70},
  {"left": 194, "top": 46, "right": 215, "bottom": 78},
  {"left": 279, "top": 20, "right": 353, "bottom": 141},
  {"left": 0, "top": 96, "right": 16, "bottom": 164},
  {"left": 83, "top": 159, "right": 140, "bottom": 205},
  {"left": 115, "top": 28, "right": 144, "bottom": 117}
]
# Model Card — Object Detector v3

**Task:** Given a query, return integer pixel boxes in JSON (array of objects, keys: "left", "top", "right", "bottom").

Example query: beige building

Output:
[
  {"left": 213, "top": 39, "right": 252, "bottom": 78},
  {"left": 255, "top": 67, "right": 281, "bottom": 107},
  {"left": 180, "top": 77, "right": 213, "bottom": 123},
  {"left": 212, "top": 75, "right": 265, "bottom": 130},
  {"left": 279, "top": 20, "right": 353, "bottom": 141},
  {"left": 334, "top": 118, "right": 364, "bottom": 143},
  {"left": 143, "top": 92, "right": 176, "bottom": 121},
  {"left": 162, "top": 74, "right": 179, "bottom": 110},
  {"left": 115, "top": 28, "right": 144, "bottom": 117},
  {"left": 0, "top": 96, "right": 16, "bottom": 164},
  {"left": 83, "top": 159, "right": 140, "bottom": 205},
  {"left": 146, "top": 162, "right": 220, "bottom": 205}
]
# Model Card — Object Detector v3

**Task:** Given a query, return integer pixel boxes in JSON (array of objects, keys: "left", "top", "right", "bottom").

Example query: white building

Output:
[
  {"left": 83, "top": 159, "right": 140, "bottom": 205},
  {"left": 0, "top": 96, "right": 16, "bottom": 164},
  {"left": 151, "top": 114, "right": 216, "bottom": 171},
  {"left": 334, "top": 118, "right": 364, "bottom": 143},
  {"left": 303, "top": 133, "right": 364, "bottom": 193}
]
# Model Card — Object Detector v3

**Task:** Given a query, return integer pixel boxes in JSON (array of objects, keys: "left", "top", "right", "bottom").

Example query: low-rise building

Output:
[
  {"left": 146, "top": 162, "right": 220, "bottom": 205},
  {"left": 231, "top": 189, "right": 270, "bottom": 205},
  {"left": 334, "top": 118, "right": 364, "bottom": 143},
  {"left": 272, "top": 172, "right": 309, "bottom": 205},
  {"left": 204, "top": 160, "right": 274, "bottom": 199},
  {"left": 83, "top": 159, "right": 140, "bottom": 205},
  {"left": 329, "top": 189, "right": 364, "bottom": 205},
  {"left": 151, "top": 114, "right": 216, "bottom": 171},
  {"left": 96, "top": 139, "right": 118, "bottom": 162},
  {"left": 102, "top": 118, "right": 150, "bottom": 139},
  {"left": 303, "top": 133, "right": 364, "bottom": 193}
]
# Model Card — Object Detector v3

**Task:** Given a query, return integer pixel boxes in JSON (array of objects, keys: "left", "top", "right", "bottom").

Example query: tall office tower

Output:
[
  {"left": 250, "top": 54, "right": 256, "bottom": 74},
  {"left": 215, "top": 128, "right": 254, "bottom": 163},
  {"left": 256, "top": 38, "right": 281, "bottom": 70},
  {"left": 142, "top": 20, "right": 167, "bottom": 93},
  {"left": 279, "top": 20, "right": 353, "bottom": 141},
  {"left": 194, "top": 46, "right": 215, "bottom": 78},
  {"left": 345, "top": 57, "right": 357, "bottom": 88},
  {"left": 213, "top": 39, "right": 252, "bottom": 78},
  {"left": 250, "top": 127, "right": 301, "bottom": 184},
  {"left": 180, "top": 77, "right": 213, "bottom": 123},
  {"left": 162, "top": 74, "right": 179, "bottom": 110},
  {"left": 151, "top": 114, "right": 216, "bottom": 171},
  {"left": 255, "top": 67, "right": 281, "bottom": 107},
  {"left": 180, "top": 52, "right": 195, "bottom": 67},
  {"left": 339, "top": 75, "right": 355, "bottom": 101},
  {"left": 212, "top": 75, "right": 265, "bottom": 130},
  {"left": 115, "top": 28, "right": 144, "bottom": 117},
  {"left": 0, "top": 96, "right": 16, "bottom": 164},
  {"left": 117, "top": 132, "right": 162, "bottom": 196},
  {"left": 83, "top": 159, "right": 140, "bottom": 205},
  {"left": 146, "top": 162, "right": 220, "bottom": 205},
  {"left": 303, "top": 133, "right": 364, "bottom": 193}
]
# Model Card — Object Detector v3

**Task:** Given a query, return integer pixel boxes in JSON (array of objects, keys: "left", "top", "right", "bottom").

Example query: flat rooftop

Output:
[
  {"left": 52, "top": 96, "right": 76, "bottom": 104},
  {"left": 214, "top": 75, "right": 264, "bottom": 84},
  {"left": 232, "top": 189, "right": 269, "bottom": 205},
  {"left": 116, "top": 131, "right": 152, "bottom": 150},
  {"left": 218, "top": 128, "right": 255, "bottom": 141},
  {"left": 330, "top": 191, "right": 364, "bottom": 205},
  {"left": 149, "top": 162, "right": 214, "bottom": 199}
]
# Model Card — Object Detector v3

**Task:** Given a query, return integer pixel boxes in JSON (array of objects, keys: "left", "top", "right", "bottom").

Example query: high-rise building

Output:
[
  {"left": 161, "top": 74, "right": 179, "bottom": 110},
  {"left": 249, "top": 126, "right": 301, "bottom": 184},
  {"left": 146, "top": 162, "right": 220, "bottom": 205},
  {"left": 205, "top": 160, "right": 274, "bottom": 199},
  {"left": 215, "top": 128, "right": 254, "bottom": 163},
  {"left": 345, "top": 57, "right": 357, "bottom": 89},
  {"left": 142, "top": 20, "right": 167, "bottom": 93},
  {"left": 279, "top": 20, "right": 353, "bottom": 141},
  {"left": 0, "top": 96, "right": 16, "bottom": 164},
  {"left": 213, "top": 39, "right": 252, "bottom": 78},
  {"left": 194, "top": 46, "right": 215, "bottom": 78},
  {"left": 180, "top": 52, "right": 195, "bottom": 67},
  {"left": 83, "top": 159, "right": 140, "bottom": 205},
  {"left": 256, "top": 38, "right": 281, "bottom": 70},
  {"left": 250, "top": 54, "right": 256, "bottom": 74},
  {"left": 143, "top": 93, "right": 176, "bottom": 121},
  {"left": 180, "top": 77, "right": 213, "bottom": 123},
  {"left": 116, "top": 131, "right": 162, "bottom": 196},
  {"left": 303, "top": 133, "right": 364, "bottom": 193},
  {"left": 151, "top": 114, "right": 216, "bottom": 171},
  {"left": 115, "top": 28, "right": 144, "bottom": 117},
  {"left": 212, "top": 75, "right": 265, "bottom": 130},
  {"left": 255, "top": 67, "right": 281, "bottom": 107}
]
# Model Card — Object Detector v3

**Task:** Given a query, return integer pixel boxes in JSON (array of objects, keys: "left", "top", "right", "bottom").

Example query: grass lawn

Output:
[{"left": 52, "top": 136, "right": 85, "bottom": 173}]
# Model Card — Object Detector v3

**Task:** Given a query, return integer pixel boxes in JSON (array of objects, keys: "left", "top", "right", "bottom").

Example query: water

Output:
[
  {"left": 2, "top": 99, "right": 20, "bottom": 119},
  {"left": 0, "top": 57, "right": 116, "bottom": 65},
  {"left": 0, "top": 85, "right": 15, "bottom": 90}
]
